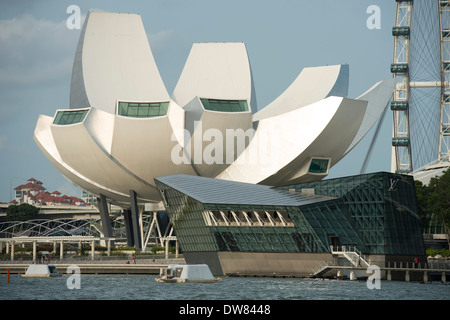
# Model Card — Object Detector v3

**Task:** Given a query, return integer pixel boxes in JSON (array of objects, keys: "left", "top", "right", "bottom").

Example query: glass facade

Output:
[
  {"left": 200, "top": 99, "right": 249, "bottom": 112},
  {"left": 53, "top": 109, "right": 89, "bottom": 125},
  {"left": 280, "top": 172, "right": 425, "bottom": 256},
  {"left": 155, "top": 172, "right": 425, "bottom": 257},
  {"left": 118, "top": 101, "right": 169, "bottom": 118}
]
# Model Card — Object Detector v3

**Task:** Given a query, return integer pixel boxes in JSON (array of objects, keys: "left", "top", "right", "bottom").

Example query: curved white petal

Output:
[
  {"left": 217, "top": 96, "right": 367, "bottom": 185},
  {"left": 110, "top": 101, "right": 198, "bottom": 182},
  {"left": 70, "top": 11, "right": 169, "bottom": 113},
  {"left": 172, "top": 42, "right": 255, "bottom": 111},
  {"left": 343, "top": 78, "right": 397, "bottom": 156},
  {"left": 34, "top": 114, "right": 133, "bottom": 204},
  {"left": 253, "top": 64, "right": 349, "bottom": 122}
]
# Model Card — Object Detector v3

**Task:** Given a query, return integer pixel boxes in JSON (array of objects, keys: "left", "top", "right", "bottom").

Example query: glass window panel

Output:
[
  {"left": 239, "top": 100, "right": 249, "bottom": 111},
  {"left": 149, "top": 106, "right": 160, "bottom": 116},
  {"left": 118, "top": 102, "right": 128, "bottom": 116},
  {"left": 220, "top": 100, "right": 231, "bottom": 111},
  {"left": 128, "top": 105, "right": 138, "bottom": 117},
  {"left": 199, "top": 99, "right": 249, "bottom": 112},
  {"left": 210, "top": 100, "right": 221, "bottom": 111},
  {"left": 54, "top": 112, "right": 63, "bottom": 124},
  {"left": 308, "top": 158, "right": 329, "bottom": 174},
  {"left": 73, "top": 112, "right": 83, "bottom": 123},
  {"left": 117, "top": 101, "right": 170, "bottom": 118},
  {"left": 138, "top": 105, "right": 149, "bottom": 117},
  {"left": 230, "top": 101, "right": 241, "bottom": 112},
  {"left": 159, "top": 102, "right": 169, "bottom": 115},
  {"left": 54, "top": 109, "right": 89, "bottom": 125},
  {"left": 60, "top": 113, "right": 70, "bottom": 125},
  {"left": 201, "top": 99, "right": 210, "bottom": 110}
]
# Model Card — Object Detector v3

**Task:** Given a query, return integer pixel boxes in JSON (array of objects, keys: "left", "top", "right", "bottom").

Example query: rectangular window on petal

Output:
[
  {"left": 200, "top": 99, "right": 249, "bottom": 112},
  {"left": 53, "top": 109, "right": 90, "bottom": 125},
  {"left": 118, "top": 101, "right": 170, "bottom": 118}
]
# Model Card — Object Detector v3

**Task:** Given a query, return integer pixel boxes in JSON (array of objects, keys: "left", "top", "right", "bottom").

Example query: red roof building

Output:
[{"left": 11, "top": 178, "right": 86, "bottom": 206}]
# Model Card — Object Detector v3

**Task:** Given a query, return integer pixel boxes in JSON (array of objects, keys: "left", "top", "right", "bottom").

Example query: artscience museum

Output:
[{"left": 34, "top": 11, "right": 425, "bottom": 276}]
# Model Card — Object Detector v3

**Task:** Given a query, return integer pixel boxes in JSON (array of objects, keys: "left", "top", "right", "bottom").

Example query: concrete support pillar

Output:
[
  {"left": 5, "top": 241, "right": 9, "bottom": 254},
  {"left": 405, "top": 270, "right": 410, "bottom": 282},
  {"left": 91, "top": 240, "right": 95, "bottom": 261},
  {"left": 350, "top": 270, "right": 356, "bottom": 280},
  {"left": 129, "top": 190, "right": 142, "bottom": 251},
  {"left": 0, "top": 241, "right": 3, "bottom": 254},
  {"left": 53, "top": 241, "right": 57, "bottom": 254},
  {"left": 139, "top": 206, "right": 144, "bottom": 251},
  {"left": 60, "top": 240, "right": 64, "bottom": 260},
  {"left": 33, "top": 240, "right": 37, "bottom": 263},
  {"left": 98, "top": 194, "right": 114, "bottom": 239},
  {"left": 107, "top": 239, "right": 111, "bottom": 257},
  {"left": 387, "top": 269, "right": 392, "bottom": 281},
  {"left": 442, "top": 272, "right": 446, "bottom": 283},
  {"left": 123, "top": 209, "right": 134, "bottom": 247},
  {"left": 10, "top": 241, "right": 14, "bottom": 261},
  {"left": 175, "top": 239, "right": 179, "bottom": 259},
  {"left": 423, "top": 271, "right": 428, "bottom": 282},
  {"left": 165, "top": 238, "right": 169, "bottom": 260}
]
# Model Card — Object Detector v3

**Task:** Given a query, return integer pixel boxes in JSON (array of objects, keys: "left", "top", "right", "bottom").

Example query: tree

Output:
[
  {"left": 415, "top": 168, "right": 450, "bottom": 248},
  {"left": 414, "top": 179, "right": 431, "bottom": 230},
  {"left": 6, "top": 203, "right": 40, "bottom": 221}
]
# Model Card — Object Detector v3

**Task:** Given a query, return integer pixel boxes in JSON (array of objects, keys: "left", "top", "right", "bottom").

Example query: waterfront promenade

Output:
[{"left": 0, "top": 257, "right": 186, "bottom": 275}]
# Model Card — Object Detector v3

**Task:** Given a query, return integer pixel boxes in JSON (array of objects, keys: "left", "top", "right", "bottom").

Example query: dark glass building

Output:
[{"left": 154, "top": 172, "right": 425, "bottom": 276}]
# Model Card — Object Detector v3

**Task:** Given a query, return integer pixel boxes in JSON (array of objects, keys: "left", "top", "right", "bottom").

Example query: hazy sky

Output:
[{"left": 0, "top": 0, "right": 397, "bottom": 202}]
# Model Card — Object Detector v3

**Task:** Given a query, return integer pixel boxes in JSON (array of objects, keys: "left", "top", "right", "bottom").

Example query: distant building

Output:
[
  {"left": 12, "top": 178, "right": 85, "bottom": 206},
  {"left": 82, "top": 190, "right": 98, "bottom": 206}
]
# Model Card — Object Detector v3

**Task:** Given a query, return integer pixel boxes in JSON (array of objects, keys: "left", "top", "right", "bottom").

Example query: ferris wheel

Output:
[{"left": 391, "top": 0, "right": 450, "bottom": 174}]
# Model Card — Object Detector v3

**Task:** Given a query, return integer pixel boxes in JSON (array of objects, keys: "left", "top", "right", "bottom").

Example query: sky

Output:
[{"left": 0, "top": 0, "right": 397, "bottom": 203}]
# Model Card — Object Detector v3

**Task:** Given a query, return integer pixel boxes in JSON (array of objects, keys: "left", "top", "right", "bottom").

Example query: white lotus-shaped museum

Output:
[{"left": 34, "top": 11, "right": 396, "bottom": 207}]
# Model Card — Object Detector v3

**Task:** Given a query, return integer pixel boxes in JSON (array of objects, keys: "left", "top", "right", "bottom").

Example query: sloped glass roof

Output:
[{"left": 154, "top": 174, "right": 336, "bottom": 206}]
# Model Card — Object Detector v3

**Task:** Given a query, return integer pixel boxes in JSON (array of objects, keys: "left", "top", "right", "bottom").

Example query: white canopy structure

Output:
[{"left": 34, "top": 10, "right": 396, "bottom": 207}]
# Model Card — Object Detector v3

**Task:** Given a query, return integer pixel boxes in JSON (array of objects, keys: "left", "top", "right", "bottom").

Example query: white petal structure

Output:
[
  {"left": 252, "top": 64, "right": 349, "bottom": 122},
  {"left": 70, "top": 11, "right": 169, "bottom": 113},
  {"left": 173, "top": 42, "right": 255, "bottom": 177},
  {"left": 34, "top": 11, "right": 396, "bottom": 207}
]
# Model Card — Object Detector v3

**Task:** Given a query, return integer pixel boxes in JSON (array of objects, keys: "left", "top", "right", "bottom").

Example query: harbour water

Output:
[{"left": 1, "top": 273, "right": 448, "bottom": 300}]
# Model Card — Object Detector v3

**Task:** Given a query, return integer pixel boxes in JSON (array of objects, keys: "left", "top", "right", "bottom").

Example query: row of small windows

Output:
[
  {"left": 118, "top": 101, "right": 169, "bottom": 118},
  {"left": 53, "top": 98, "right": 248, "bottom": 124},
  {"left": 202, "top": 210, "right": 294, "bottom": 227},
  {"left": 53, "top": 109, "right": 89, "bottom": 125},
  {"left": 200, "top": 99, "right": 249, "bottom": 112}
]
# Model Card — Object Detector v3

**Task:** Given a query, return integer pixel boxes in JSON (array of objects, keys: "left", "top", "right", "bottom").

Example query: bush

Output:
[
  {"left": 150, "top": 246, "right": 176, "bottom": 254},
  {"left": 426, "top": 248, "right": 450, "bottom": 258},
  {"left": 6, "top": 203, "right": 39, "bottom": 221}
]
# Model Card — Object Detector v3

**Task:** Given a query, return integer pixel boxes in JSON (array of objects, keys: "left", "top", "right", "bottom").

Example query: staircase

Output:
[
  {"left": 311, "top": 246, "right": 370, "bottom": 277},
  {"left": 331, "top": 245, "right": 370, "bottom": 267}
]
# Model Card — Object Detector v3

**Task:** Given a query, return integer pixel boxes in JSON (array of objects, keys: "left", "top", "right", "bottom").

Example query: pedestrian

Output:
[{"left": 414, "top": 257, "right": 418, "bottom": 268}]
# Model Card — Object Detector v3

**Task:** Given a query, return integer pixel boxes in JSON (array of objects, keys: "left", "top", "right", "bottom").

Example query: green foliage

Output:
[
  {"left": 426, "top": 248, "right": 450, "bottom": 258},
  {"left": 150, "top": 246, "right": 176, "bottom": 254},
  {"left": 6, "top": 203, "right": 39, "bottom": 221},
  {"left": 415, "top": 168, "right": 450, "bottom": 247}
]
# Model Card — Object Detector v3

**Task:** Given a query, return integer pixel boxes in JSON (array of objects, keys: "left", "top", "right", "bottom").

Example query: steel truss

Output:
[{"left": 392, "top": 0, "right": 450, "bottom": 173}]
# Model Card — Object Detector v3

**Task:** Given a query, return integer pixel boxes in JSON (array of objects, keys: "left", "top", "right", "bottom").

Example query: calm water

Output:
[{"left": 0, "top": 273, "right": 448, "bottom": 300}]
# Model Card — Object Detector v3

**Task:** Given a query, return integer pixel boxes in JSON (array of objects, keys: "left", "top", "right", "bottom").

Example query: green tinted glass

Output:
[
  {"left": 200, "top": 99, "right": 249, "bottom": 112},
  {"left": 118, "top": 102, "right": 170, "bottom": 118},
  {"left": 53, "top": 109, "right": 89, "bottom": 125},
  {"left": 308, "top": 159, "right": 329, "bottom": 174}
]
